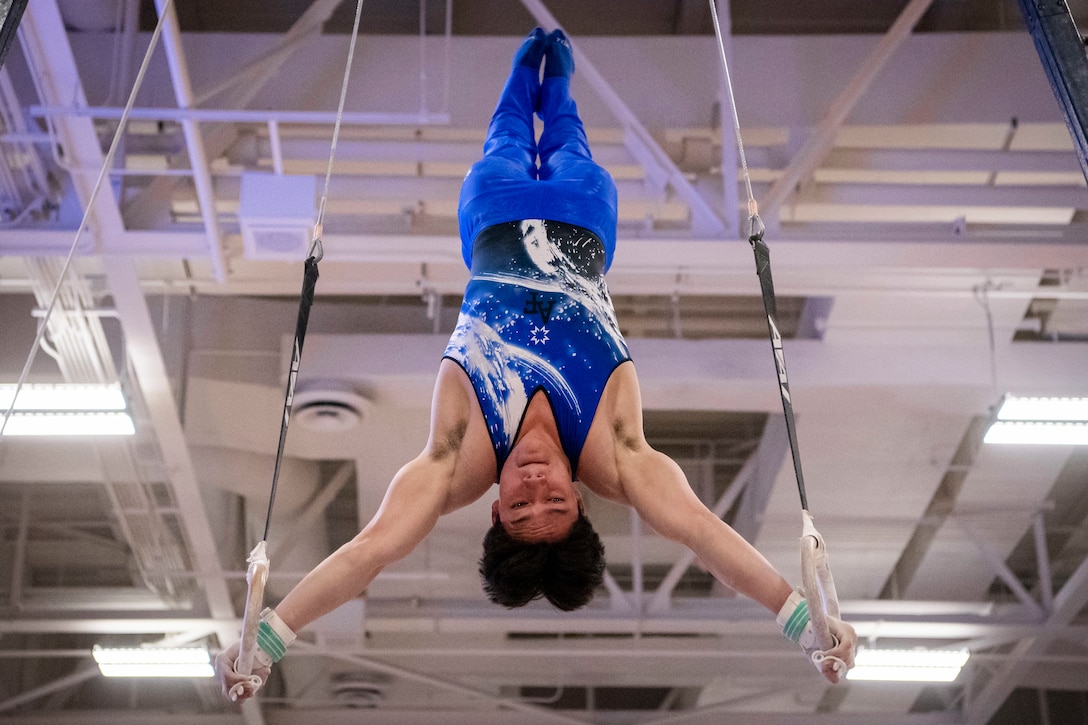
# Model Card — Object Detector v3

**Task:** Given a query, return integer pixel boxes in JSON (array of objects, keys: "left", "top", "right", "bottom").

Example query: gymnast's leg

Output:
[
  {"left": 537, "top": 29, "right": 619, "bottom": 267},
  {"left": 457, "top": 28, "right": 546, "bottom": 260},
  {"left": 537, "top": 29, "right": 592, "bottom": 178}
]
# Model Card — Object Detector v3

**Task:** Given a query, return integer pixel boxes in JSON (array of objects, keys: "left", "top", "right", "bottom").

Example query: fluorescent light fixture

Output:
[
  {"left": 0, "top": 383, "right": 127, "bottom": 411},
  {"left": 2, "top": 412, "right": 135, "bottom": 436},
  {"left": 984, "top": 421, "right": 1088, "bottom": 445},
  {"left": 0, "top": 383, "right": 134, "bottom": 437},
  {"left": 847, "top": 648, "right": 969, "bottom": 682},
  {"left": 994, "top": 396, "right": 1088, "bottom": 422},
  {"left": 984, "top": 396, "right": 1088, "bottom": 445},
  {"left": 92, "top": 645, "right": 214, "bottom": 678}
]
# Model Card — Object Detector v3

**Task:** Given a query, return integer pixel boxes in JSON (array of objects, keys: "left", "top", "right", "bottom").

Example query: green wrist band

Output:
[
  {"left": 256, "top": 619, "right": 287, "bottom": 662},
  {"left": 781, "top": 597, "right": 810, "bottom": 643}
]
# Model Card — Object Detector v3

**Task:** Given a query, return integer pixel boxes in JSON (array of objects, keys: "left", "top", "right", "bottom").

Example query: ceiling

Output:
[{"left": 1, "top": 0, "right": 1088, "bottom": 723}]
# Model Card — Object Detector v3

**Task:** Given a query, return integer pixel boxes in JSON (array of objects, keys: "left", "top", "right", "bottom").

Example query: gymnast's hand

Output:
[
  {"left": 818, "top": 616, "right": 857, "bottom": 684},
  {"left": 214, "top": 640, "right": 270, "bottom": 703}
]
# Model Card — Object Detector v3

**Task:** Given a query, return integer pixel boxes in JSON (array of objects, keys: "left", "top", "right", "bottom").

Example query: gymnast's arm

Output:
[
  {"left": 274, "top": 450, "right": 458, "bottom": 629},
  {"left": 217, "top": 361, "right": 495, "bottom": 699},
  {"left": 580, "top": 363, "right": 855, "bottom": 682},
  {"left": 277, "top": 362, "right": 494, "bottom": 630}
]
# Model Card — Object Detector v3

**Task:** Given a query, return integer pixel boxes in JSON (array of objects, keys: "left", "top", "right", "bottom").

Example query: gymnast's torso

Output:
[{"left": 443, "top": 219, "right": 631, "bottom": 478}]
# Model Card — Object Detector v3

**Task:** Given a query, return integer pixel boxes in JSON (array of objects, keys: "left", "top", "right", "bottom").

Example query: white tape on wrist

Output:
[
  {"left": 255, "top": 608, "right": 296, "bottom": 665},
  {"left": 777, "top": 588, "right": 847, "bottom": 676},
  {"left": 776, "top": 589, "right": 809, "bottom": 643}
]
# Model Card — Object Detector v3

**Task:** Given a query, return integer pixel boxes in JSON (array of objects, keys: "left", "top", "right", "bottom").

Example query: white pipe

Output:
[
  {"left": 152, "top": 0, "right": 228, "bottom": 282},
  {"left": 29, "top": 104, "right": 451, "bottom": 125},
  {"left": 1033, "top": 512, "right": 1055, "bottom": 613},
  {"left": 9, "top": 490, "right": 29, "bottom": 609}
]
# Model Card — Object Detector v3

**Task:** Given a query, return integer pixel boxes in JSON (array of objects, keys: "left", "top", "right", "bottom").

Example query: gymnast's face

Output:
[{"left": 493, "top": 435, "right": 582, "bottom": 543}]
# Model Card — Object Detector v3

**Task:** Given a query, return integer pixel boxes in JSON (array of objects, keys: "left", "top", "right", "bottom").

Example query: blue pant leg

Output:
[
  {"left": 537, "top": 76, "right": 591, "bottom": 167},
  {"left": 458, "top": 66, "right": 540, "bottom": 266},
  {"left": 536, "top": 76, "right": 619, "bottom": 269}
]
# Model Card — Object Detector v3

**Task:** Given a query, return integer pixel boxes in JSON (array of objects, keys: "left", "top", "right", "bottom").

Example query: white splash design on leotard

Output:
[
  {"left": 447, "top": 313, "right": 581, "bottom": 455},
  {"left": 475, "top": 219, "right": 624, "bottom": 348},
  {"left": 521, "top": 219, "right": 560, "bottom": 275},
  {"left": 446, "top": 219, "right": 629, "bottom": 459}
]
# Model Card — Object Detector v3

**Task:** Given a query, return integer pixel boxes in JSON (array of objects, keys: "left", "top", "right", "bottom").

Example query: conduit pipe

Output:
[{"left": 152, "top": 0, "right": 228, "bottom": 282}]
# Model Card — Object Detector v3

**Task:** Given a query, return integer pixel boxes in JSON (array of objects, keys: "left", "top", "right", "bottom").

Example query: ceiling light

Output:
[
  {"left": 0, "top": 384, "right": 134, "bottom": 437},
  {"left": 846, "top": 648, "right": 970, "bottom": 682},
  {"left": 984, "top": 421, "right": 1088, "bottom": 445},
  {"left": 984, "top": 396, "right": 1088, "bottom": 445},
  {"left": 0, "top": 383, "right": 127, "bottom": 411},
  {"left": 2, "top": 412, "right": 135, "bottom": 436},
  {"left": 994, "top": 395, "right": 1088, "bottom": 421},
  {"left": 92, "top": 646, "right": 214, "bottom": 678}
]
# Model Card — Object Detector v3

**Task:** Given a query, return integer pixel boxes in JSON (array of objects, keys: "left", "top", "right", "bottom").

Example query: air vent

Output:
[
  {"left": 238, "top": 172, "right": 316, "bottom": 262},
  {"left": 292, "top": 383, "right": 370, "bottom": 433}
]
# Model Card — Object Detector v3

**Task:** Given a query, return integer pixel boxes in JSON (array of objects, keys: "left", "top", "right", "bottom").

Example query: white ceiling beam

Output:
[
  {"left": 824, "top": 148, "right": 1082, "bottom": 174},
  {"left": 18, "top": 1, "right": 126, "bottom": 242},
  {"left": 192, "top": 0, "right": 346, "bottom": 106},
  {"left": 517, "top": 0, "right": 727, "bottom": 236},
  {"left": 151, "top": 0, "right": 228, "bottom": 282},
  {"left": 759, "top": 0, "right": 936, "bottom": 219},
  {"left": 12, "top": 0, "right": 240, "bottom": 661},
  {"left": 290, "top": 333, "right": 1088, "bottom": 398},
  {"left": 0, "top": 601, "right": 1075, "bottom": 636},
  {"left": 103, "top": 258, "right": 238, "bottom": 649},
  {"left": 966, "top": 550, "right": 1088, "bottom": 724},
  {"left": 0, "top": 710, "right": 967, "bottom": 725},
  {"left": 795, "top": 182, "right": 1087, "bottom": 208}
]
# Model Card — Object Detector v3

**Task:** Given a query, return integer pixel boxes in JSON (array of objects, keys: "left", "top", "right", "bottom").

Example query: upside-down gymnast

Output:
[{"left": 217, "top": 28, "right": 856, "bottom": 700}]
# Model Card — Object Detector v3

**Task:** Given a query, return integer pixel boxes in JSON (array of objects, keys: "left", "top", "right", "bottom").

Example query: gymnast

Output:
[{"left": 217, "top": 28, "right": 856, "bottom": 701}]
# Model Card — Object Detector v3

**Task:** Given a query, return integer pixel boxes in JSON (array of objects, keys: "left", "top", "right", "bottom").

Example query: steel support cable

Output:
[
  {"left": 232, "top": 0, "right": 366, "bottom": 698},
  {"left": 707, "top": 0, "right": 841, "bottom": 656}
]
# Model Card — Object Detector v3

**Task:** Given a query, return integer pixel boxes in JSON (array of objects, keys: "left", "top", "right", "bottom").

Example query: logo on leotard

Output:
[
  {"left": 529, "top": 325, "right": 550, "bottom": 345},
  {"left": 524, "top": 291, "right": 556, "bottom": 323}
]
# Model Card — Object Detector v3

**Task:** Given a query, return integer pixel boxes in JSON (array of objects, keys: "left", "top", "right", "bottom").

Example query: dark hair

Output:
[{"left": 478, "top": 514, "right": 605, "bottom": 611}]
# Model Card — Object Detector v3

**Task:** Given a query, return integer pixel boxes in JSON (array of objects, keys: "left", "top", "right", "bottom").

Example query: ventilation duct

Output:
[
  {"left": 238, "top": 172, "right": 317, "bottom": 262},
  {"left": 292, "top": 382, "right": 370, "bottom": 434}
]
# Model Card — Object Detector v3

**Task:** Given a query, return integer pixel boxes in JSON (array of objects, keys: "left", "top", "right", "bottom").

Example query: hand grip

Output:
[
  {"left": 232, "top": 541, "right": 270, "bottom": 699},
  {"left": 800, "top": 510, "right": 839, "bottom": 652}
]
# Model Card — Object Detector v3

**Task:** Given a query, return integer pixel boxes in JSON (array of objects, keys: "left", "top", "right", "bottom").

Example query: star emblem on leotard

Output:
[{"left": 529, "top": 324, "right": 550, "bottom": 345}]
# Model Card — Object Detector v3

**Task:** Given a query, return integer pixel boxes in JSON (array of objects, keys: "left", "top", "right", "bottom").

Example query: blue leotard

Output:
[{"left": 443, "top": 219, "right": 630, "bottom": 478}]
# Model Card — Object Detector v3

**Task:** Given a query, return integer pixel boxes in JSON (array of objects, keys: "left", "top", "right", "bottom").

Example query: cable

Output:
[
  {"left": 259, "top": 0, "right": 365, "bottom": 544},
  {"left": 707, "top": 0, "right": 841, "bottom": 660},
  {"left": 233, "top": 0, "right": 367, "bottom": 698},
  {"left": 707, "top": 0, "right": 762, "bottom": 240},
  {"left": 310, "top": 0, "right": 366, "bottom": 261}
]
